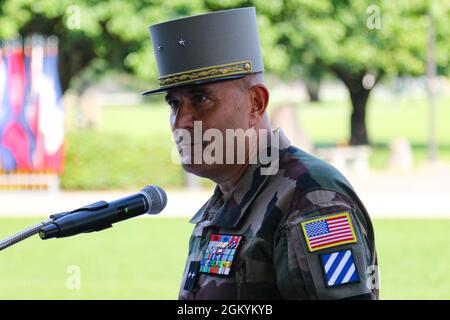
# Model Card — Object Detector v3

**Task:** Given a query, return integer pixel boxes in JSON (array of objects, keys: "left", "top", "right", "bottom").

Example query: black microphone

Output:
[{"left": 39, "top": 185, "right": 167, "bottom": 240}]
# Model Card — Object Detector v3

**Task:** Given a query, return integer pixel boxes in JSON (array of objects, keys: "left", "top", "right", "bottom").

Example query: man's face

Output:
[{"left": 165, "top": 79, "right": 252, "bottom": 179}]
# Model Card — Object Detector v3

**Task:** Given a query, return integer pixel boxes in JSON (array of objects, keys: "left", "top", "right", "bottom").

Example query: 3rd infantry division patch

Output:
[{"left": 320, "top": 249, "right": 360, "bottom": 287}]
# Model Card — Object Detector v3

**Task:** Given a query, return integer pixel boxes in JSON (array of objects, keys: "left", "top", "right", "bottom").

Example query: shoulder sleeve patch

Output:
[
  {"left": 300, "top": 212, "right": 358, "bottom": 252},
  {"left": 280, "top": 207, "right": 373, "bottom": 299},
  {"left": 320, "top": 249, "right": 360, "bottom": 287}
]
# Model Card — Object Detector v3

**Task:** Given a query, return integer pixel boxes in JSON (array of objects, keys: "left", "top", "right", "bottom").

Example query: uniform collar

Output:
[{"left": 189, "top": 128, "right": 291, "bottom": 228}]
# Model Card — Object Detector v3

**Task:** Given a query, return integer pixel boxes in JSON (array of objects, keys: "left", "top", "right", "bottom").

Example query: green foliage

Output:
[
  {"left": 200, "top": 1, "right": 450, "bottom": 144},
  {"left": 202, "top": 0, "right": 449, "bottom": 78},
  {"left": 61, "top": 129, "right": 183, "bottom": 190},
  {"left": 61, "top": 104, "right": 184, "bottom": 190},
  {"left": 2, "top": 0, "right": 448, "bottom": 145},
  {"left": 0, "top": 0, "right": 210, "bottom": 90},
  {"left": 1, "top": 0, "right": 447, "bottom": 89}
]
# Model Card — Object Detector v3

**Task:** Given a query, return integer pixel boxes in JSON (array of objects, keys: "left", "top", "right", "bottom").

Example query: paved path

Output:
[
  {"left": 0, "top": 189, "right": 211, "bottom": 219},
  {"left": 0, "top": 165, "right": 449, "bottom": 219},
  {"left": 348, "top": 168, "right": 450, "bottom": 218}
]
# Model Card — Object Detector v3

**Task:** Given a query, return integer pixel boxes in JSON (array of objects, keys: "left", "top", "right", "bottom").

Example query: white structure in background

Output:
[
  {"left": 270, "top": 83, "right": 313, "bottom": 153},
  {"left": 388, "top": 138, "right": 413, "bottom": 172},
  {"left": 316, "top": 145, "right": 372, "bottom": 177}
]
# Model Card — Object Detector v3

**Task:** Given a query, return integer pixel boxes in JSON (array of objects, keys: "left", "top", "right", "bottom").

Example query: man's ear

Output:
[{"left": 248, "top": 84, "right": 269, "bottom": 128}]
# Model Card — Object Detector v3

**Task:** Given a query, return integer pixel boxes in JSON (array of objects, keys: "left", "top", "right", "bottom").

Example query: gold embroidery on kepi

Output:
[{"left": 159, "top": 60, "right": 252, "bottom": 87}]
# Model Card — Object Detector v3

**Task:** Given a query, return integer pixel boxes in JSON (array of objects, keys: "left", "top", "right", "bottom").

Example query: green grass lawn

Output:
[
  {"left": 0, "top": 217, "right": 448, "bottom": 299},
  {"left": 61, "top": 96, "right": 450, "bottom": 190},
  {"left": 295, "top": 96, "right": 450, "bottom": 169}
]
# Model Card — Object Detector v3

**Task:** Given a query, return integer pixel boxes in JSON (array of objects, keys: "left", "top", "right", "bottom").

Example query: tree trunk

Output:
[
  {"left": 348, "top": 87, "right": 371, "bottom": 145},
  {"left": 306, "top": 80, "right": 320, "bottom": 102},
  {"left": 332, "top": 67, "right": 374, "bottom": 145}
]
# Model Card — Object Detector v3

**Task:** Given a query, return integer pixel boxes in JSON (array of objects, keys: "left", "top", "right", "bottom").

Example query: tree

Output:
[
  {"left": 0, "top": 0, "right": 207, "bottom": 93},
  {"left": 1, "top": 0, "right": 448, "bottom": 146},
  {"left": 201, "top": 0, "right": 449, "bottom": 144},
  {"left": 264, "top": 0, "right": 450, "bottom": 145}
]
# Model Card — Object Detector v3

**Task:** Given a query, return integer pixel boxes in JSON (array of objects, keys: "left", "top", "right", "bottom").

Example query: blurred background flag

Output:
[
  {"left": 0, "top": 46, "right": 8, "bottom": 168},
  {"left": 33, "top": 36, "right": 64, "bottom": 173},
  {"left": 0, "top": 42, "right": 19, "bottom": 171},
  {"left": 2, "top": 41, "right": 32, "bottom": 171},
  {"left": 0, "top": 36, "right": 64, "bottom": 187}
]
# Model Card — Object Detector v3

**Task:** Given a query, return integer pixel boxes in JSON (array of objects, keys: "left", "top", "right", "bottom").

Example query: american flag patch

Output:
[{"left": 300, "top": 212, "right": 357, "bottom": 252}]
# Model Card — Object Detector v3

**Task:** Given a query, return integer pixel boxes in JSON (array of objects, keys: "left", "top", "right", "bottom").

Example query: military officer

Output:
[{"left": 143, "top": 7, "right": 378, "bottom": 300}]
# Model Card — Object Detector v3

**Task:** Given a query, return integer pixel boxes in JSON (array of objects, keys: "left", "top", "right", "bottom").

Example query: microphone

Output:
[{"left": 39, "top": 185, "right": 167, "bottom": 240}]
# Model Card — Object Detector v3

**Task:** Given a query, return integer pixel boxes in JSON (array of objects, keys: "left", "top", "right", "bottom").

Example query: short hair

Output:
[{"left": 237, "top": 72, "right": 264, "bottom": 91}]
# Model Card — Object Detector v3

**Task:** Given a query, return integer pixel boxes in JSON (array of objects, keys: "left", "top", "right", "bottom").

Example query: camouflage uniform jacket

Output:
[{"left": 179, "top": 129, "right": 378, "bottom": 300}]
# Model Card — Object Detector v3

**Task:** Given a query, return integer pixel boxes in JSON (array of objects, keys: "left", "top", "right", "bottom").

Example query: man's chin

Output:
[{"left": 181, "top": 163, "right": 217, "bottom": 179}]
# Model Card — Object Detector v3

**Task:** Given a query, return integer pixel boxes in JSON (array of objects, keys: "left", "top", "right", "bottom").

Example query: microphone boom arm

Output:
[
  {"left": 0, "top": 185, "right": 167, "bottom": 251},
  {"left": 0, "top": 219, "right": 53, "bottom": 252},
  {"left": 0, "top": 205, "right": 105, "bottom": 252}
]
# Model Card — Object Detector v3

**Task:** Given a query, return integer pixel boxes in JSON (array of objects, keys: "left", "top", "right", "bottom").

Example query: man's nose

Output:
[{"left": 172, "top": 99, "right": 195, "bottom": 130}]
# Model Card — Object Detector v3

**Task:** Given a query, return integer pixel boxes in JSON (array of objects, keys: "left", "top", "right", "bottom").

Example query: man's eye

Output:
[
  {"left": 167, "top": 100, "right": 179, "bottom": 110},
  {"left": 192, "top": 95, "right": 208, "bottom": 104}
]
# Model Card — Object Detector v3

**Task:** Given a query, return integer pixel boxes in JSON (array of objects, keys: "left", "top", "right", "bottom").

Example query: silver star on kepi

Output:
[{"left": 178, "top": 38, "right": 186, "bottom": 46}]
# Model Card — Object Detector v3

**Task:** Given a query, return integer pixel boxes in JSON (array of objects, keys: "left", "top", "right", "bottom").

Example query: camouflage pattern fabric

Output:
[{"left": 179, "top": 129, "right": 378, "bottom": 300}]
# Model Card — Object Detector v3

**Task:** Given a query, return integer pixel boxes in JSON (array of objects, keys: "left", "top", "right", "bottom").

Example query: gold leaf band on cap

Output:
[{"left": 159, "top": 60, "right": 252, "bottom": 87}]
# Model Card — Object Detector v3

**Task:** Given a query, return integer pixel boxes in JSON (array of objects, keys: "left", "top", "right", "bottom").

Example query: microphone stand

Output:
[
  {"left": 0, "top": 203, "right": 111, "bottom": 251},
  {"left": 0, "top": 219, "right": 53, "bottom": 252}
]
